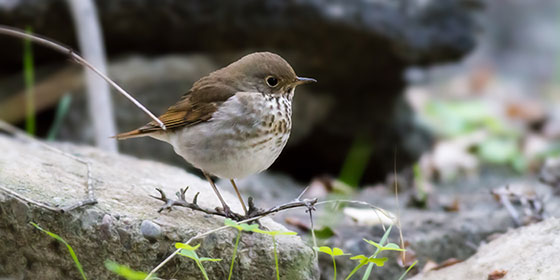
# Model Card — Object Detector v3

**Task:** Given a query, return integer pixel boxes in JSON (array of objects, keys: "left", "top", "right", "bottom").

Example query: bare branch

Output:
[
  {"left": 0, "top": 120, "right": 97, "bottom": 212},
  {"left": 0, "top": 25, "right": 166, "bottom": 131}
]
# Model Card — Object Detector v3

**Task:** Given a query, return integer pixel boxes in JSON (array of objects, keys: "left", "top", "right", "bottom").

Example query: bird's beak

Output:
[{"left": 294, "top": 77, "right": 317, "bottom": 86}]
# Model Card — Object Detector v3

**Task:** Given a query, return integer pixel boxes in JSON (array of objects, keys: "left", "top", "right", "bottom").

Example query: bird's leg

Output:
[
  {"left": 202, "top": 171, "right": 239, "bottom": 219},
  {"left": 229, "top": 179, "right": 248, "bottom": 216}
]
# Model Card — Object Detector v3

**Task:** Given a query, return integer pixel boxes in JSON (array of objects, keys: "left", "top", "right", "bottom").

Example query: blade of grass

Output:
[
  {"left": 47, "top": 94, "right": 72, "bottom": 140},
  {"left": 105, "top": 260, "right": 153, "bottom": 280},
  {"left": 228, "top": 231, "right": 242, "bottom": 280},
  {"left": 30, "top": 222, "right": 87, "bottom": 280},
  {"left": 23, "top": 26, "right": 35, "bottom": 135},
  {"left": 362, "top": 225, "right": 393, "bottom": 280},
  {"left": 273, "top": 236, "right": 280, "bottom": 280},
  {"left": 338, "top": 133, "right": 374, "bottom": 187},
  {"left": 397, "top": 260, "right": 418, "bottom": 280}
]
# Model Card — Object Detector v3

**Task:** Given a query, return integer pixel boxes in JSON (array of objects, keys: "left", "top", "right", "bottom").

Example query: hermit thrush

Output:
[{"left": 115, "top": 52, "right": 315, "bottom": 218}]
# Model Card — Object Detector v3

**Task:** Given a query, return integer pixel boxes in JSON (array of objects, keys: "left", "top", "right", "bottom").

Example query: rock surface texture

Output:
[
  {"left": 0, "top": 0, "right": 482, "bottom": 183},
  {"left": 0, "top": 134, "right": 318, "bottom": 279},
  {"left": 410, "top": 218, "right": 560, "bottom": 280}
]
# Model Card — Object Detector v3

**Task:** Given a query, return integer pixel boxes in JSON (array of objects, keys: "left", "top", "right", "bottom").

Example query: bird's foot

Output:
[
  {"left": 217, "top": 205, "right": 244, "bottom": 221},
  {"left": 243, "top": 196, "right": 266, "bottom": 219},
  {"left": 151, "top": 187, "right": 248, "bottom": 221}
]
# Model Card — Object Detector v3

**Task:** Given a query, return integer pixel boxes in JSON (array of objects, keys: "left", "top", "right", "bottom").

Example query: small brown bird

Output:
[{"left": 115, "top": 52, "right": 315, "bottom": 218}]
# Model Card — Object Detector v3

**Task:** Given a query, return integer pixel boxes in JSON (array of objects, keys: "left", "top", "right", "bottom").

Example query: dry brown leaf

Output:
[
  {"left": 487, "top": 269, "right": 507, "bottom": 280},
  {"left": 443, "top": 197, "right": 461, "bottom": 212},
  {"left": 397, "top": 241, "right": 417, "bottom": 268},
  {"left": 284, "top": 217, "right": 310, "bottom": 232},
  {"left": 432, "top": 258, "right": 463, "bottom": 271}
]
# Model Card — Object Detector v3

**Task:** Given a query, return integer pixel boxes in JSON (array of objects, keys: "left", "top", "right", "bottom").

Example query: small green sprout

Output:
[
  {"left": 175, "top": 242, "right": 221, "bottom": 280},
  {"left": 314, "top": 246, "right": 348, "bottom": 280},
  {"left": 342, "top": 225, "right": 406, "bottom": 280},
  {"left": 104, "top": 260, "right": 154, "bottom": 280},
  {"left": 224, "top": 218, "right": 260, "bottom": 280},
  {"left": 252, "top": 228, "right": 297, "bottom": 280},
  {"left": 30, "top": 222, "right": 86, "bottom": 280},
  {"left": 362, "top": 239, "right": 405, "bottom": 253},
  {"left": 345, "top": 255, "right": 388, "bottom": 279}
]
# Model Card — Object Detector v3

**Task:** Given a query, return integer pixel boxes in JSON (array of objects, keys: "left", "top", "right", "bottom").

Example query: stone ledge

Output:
[{"left": 0, "top": 134, "right": 318, "bottom": 279}]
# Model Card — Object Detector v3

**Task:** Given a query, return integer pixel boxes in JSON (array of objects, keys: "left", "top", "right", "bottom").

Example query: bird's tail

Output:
[{"left": 113, "top": 129, "right": 145, "bottom": 140}]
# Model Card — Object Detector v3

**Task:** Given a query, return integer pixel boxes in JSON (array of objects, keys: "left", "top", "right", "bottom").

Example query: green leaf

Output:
[
  {"left": 30, "top": 222, "right": 87, "bottom": 280},
  {"left": 224, "top": 218, "right": 260, "bottom": 232},
  {"left": 363, "top": 239, "right": 405, "bottom": 252},
  {"left": 104, "top": 260, "right": 152, "bottom": 280},
  {"left": 363, "top": 239, "right": 383, "bottom": 250},
  {"left": 313, "top": 246, "right": 347, "bottom": 256},
  {"left": 382, "top": 243, "right": 406, "bottom": 252},
  {"left": 178, "top": 249, "right": 199, "bottom": 260},
  {"left": 314, "top": 226, "right": 336, "bottom": 239},
  {"left": 332, "top": 247, "right": 346, "bottom": 256},
  {"left": 199, "top": 257, "right": 222, "bottom": 262},
  {"left": 314, "top": 246, "right": 333, "bottom": 255},
  {"left": 478, "top": 137, "right": 519, "bottom": 164},
  {"left": 349, "top": 255, "right": 388, "bottom": 266},
  {"left": 175, "top": 242, "right": 200, "bottom": 251},
  {"left": 252, "top": 228, "right": 297, "bottom": 236}
]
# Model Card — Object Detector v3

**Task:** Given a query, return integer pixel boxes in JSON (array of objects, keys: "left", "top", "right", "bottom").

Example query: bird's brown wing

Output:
[{"left": 115, "top": 83, "right": 237, "bottom": 139}]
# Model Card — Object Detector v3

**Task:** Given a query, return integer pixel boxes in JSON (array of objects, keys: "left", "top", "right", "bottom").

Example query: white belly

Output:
[{"left": 159, "top": 92, "right": 292, "bottom": 179}]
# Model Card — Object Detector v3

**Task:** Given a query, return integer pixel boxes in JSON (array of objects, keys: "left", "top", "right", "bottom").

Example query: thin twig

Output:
[
  {"left": 0, "top": 120, "right": 97, "bottom": 212},
  {"left": 146, "top": 190, "right": 319, "bottom": 279},
  {"left": 0, "top": 25, "right": 166, "bottom": 130},
  {"left": 146, "top": 191, "right": 394, "bottom": 279},
  {"left": 0, "top": 185, "right": 62, "bottom": 212},
  {"left": 151, "top": 187, "right": 318, "bottom": 220}
]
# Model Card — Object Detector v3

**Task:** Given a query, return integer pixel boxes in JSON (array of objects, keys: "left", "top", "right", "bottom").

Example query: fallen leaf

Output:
[
  {"left": 284, "top": 217, "right": 310, "bottom": 232},
  {"left": 432, "top": 258, "right": 462, "bottom": 271},
  {"left": 487, "top": 269, "right": 507, "bottom": 280},
  {"left": 422, "top": 260, "right": 438, "bottom": 273},
  {"left": 443, "top": 198, "right": 461, "bottom": 212},
  {"left": 343, "top": 207, "right": 395, "bottom": 226},
  {"left": 397, "top": 241, "right": 417, "bottom": 268}
]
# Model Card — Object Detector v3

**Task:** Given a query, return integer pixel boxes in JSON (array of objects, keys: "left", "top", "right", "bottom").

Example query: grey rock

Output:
[
  {"left": 239, "top": 172, "right": 560, "bottom": 279},
  {"left": 99, "top": 214, "right": 114, "bottom": 240},
  {"left": 140, "top": 220, "right": 162, "bottom": 242},
  {"left": 81, "top": 208, "right": 102, "bottom": 231},
  {"left": 540, "top": 156, "right": 560, "bottom": 193},
  {"left": 0, "top": 134, "right": 318, "bottom": 279},
  {"left": 410, "top": 217, "right": 560, "bottom": 280}
]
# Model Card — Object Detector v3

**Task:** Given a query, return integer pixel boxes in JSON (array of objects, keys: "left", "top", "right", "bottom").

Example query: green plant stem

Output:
[
  {"left": 23, "top": 26, "right": 35, "bottom": 135},
  {"left": 361, "top": 225, "right": 393, "bottom": 280},
  {"left": 397, "top": 260, "right": 418, "bottom": 280},
  {"left": 30, "top": 222, "right": 86, "bottom": 280},
  {"left": 332, "top": 255, "right": 337, "bottom": 280},
  {"left": 228, "top": 231, "right": 242, "bottom": 280},
  {"left": 47, "top": 94, "right": 72, "bottom": 140},
  {"left": 195, "top": 259, "right": 209, "bottom": 280},
  {"left": 273, "top": 236, "right": 279, "bottom": 280}
]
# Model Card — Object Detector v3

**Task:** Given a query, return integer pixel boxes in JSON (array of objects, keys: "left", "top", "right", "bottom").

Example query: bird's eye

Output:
[{"left": 266, "top": 76, "right": 279, "bottom": 87}]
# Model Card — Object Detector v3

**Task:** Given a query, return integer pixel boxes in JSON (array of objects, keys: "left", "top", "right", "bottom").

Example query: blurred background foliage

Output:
[{"left": 1, "top": 1, "right": 560, "bottom": 279}]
